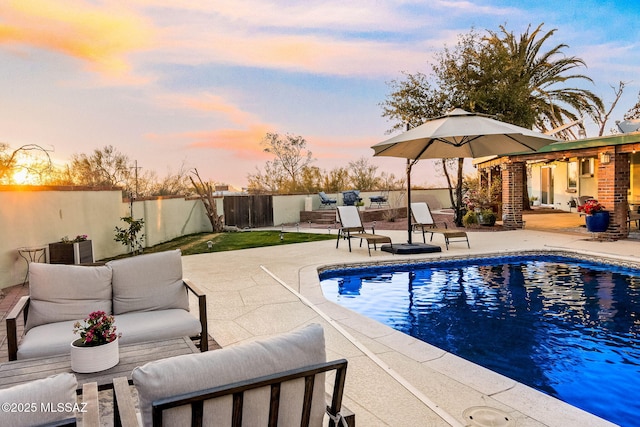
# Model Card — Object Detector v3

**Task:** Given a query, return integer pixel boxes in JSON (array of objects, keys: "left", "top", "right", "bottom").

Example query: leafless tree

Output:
[{"left": 189, "top": 169, "right": 223, "bottom": 233}]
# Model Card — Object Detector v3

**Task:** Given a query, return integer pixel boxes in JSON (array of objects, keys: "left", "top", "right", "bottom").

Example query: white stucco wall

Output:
[{"left": 0, "top": 188, "right": 212, "bottom": 289}]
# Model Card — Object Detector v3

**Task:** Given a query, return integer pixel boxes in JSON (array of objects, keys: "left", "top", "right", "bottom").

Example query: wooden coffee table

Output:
[{"left": 0, "top": 337, "right": 199, "bottom": 392}]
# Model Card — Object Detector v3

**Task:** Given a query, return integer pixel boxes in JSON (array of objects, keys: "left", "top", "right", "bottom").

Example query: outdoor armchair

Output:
[
  {"left": 112, "top": 324, "right": 354, "bottom": 427},
  {"left": 318, "top": 191, "right": 337, "bottom": 209},
  {"left": 341, "top": 190, "right": 362, "bottom": 206},
  {"left": 0, "top": 373, "right": 100, "bottom": 427},
  {"left": 411, "top": 202, "right": 469, "bottom": 250},
  {"left": 336, "top": 205, "right": 392, "bottom": 255}
]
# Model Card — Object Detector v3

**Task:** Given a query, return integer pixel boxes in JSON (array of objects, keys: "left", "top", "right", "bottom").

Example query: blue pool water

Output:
[{"left": 319, "top": 255, "right": 640, "bottom": 426}]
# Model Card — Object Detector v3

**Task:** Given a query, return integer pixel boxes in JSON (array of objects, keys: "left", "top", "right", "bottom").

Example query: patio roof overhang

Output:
[{"left": 475, "top": 132, "right": 640, "bottom": 169}]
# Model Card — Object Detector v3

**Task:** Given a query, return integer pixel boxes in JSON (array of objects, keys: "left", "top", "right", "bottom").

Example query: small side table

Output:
[{"left": 17, "top": 246, "right": 47, "bottom": 285}]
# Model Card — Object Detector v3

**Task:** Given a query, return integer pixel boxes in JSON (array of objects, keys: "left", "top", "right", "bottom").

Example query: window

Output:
[
  {"left": 580, "top": 158, "right": 594, "bottom": 177},
  {"left": 567, "top": 160, "right": 578, "bottom": 190}
]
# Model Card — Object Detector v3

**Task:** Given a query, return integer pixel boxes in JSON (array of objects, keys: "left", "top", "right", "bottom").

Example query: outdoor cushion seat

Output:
[
  {"left": 113, "top": 323, "right": 353, "bottom": 427},
  {"left": 7, "top": 250, "right": 208, "bottom": 361},
  {"left": 0, "top": 373, "right": 100, "bottom": 427}
]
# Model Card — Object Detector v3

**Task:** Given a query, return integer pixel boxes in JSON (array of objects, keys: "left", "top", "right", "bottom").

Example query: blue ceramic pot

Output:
[{"left": 585, "top": 211, "right": 610, "bottom": 232}]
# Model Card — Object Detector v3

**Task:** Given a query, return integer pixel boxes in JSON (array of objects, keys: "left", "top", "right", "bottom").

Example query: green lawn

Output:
[{"left": 143, "top": 230, "right": 334, "bottom": 256}]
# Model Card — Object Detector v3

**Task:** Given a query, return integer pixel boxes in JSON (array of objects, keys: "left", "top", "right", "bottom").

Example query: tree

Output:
[
  {"left": 67, "top": 145, "right": 132, "bottom": 188},
  {"left": 591, "top": 81, "right": 626, "bottom": 136},
  {"left": 624, "top": 90, "right": 640, "bottom": 120},
  {"left": 348, "top": 157, "right": 380, "bottom": 190},
  {"left": 322, "top": 167, "right": 350, "bottom": 193},
  {"left": 248, "top": 133, "right": 314, "bottom": 193},
  {"left": 382, "top": 23, "right": 604, "bottom": 225},
  {"left": 0, "top": 143, "right": 52, "bottom": 184},
  {"left": 190, "top": 169, "right": 223, "bottom": 233}
]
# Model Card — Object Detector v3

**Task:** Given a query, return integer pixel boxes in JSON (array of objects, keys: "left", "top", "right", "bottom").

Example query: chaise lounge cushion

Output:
[
  {"left": 25, "top": 263, "right": 112, "bottom": 332},
  {"left": 132, "top": 323, "right": 326, "bottom": 427},
  {"left": 0, "top": 373, "right": 77, "bottom": 427},
  {"left": 108, "top": 249, "right": 188, "bottom": 315}
]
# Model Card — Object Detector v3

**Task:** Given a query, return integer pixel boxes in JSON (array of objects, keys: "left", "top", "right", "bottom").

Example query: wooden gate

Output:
[{"left": 223, "top": 195, "right": 273, "bottom": 229}]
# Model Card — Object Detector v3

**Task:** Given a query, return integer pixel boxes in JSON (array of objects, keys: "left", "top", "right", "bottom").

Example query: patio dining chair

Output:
[
  {"left": 369, "top": 190, "right": 389, "bottom": 208},
  {"left": 336, "top": 206, "right": 392, "bottom": 255},
  {"left": 112, "top": 324, "right": 354, "bottom": 427},
  {"left": 411, "top": 202, "right": 469, "bottom": 250}
]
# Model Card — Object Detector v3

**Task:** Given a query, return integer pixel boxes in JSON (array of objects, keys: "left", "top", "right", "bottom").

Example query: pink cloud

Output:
[{"left": 0, "top": 0, "right": 155, "bottom": 79}]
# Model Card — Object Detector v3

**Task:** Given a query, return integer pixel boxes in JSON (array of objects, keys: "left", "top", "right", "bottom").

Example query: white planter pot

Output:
[{"left": 70, "top": 337, "right": 119, "bottom": 373}]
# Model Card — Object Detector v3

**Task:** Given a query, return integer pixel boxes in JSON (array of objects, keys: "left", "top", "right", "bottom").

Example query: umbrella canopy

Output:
[
  {"left": 371, "top": 108, "right": 558, "bottom": 247},
  {"left": 372, "top": 108, "right": 557, "bottom": 160}
]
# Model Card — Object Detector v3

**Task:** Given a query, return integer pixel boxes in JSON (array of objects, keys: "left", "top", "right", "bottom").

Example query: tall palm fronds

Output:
[{"left": 486, "top": 24, "right": 604, "bottom": 138}]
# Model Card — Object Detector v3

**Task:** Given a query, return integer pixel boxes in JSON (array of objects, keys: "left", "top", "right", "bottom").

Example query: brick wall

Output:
[
  {"left": 501, "top": 162, "right": 524, "bottom": 230},
  {"left": 597, "top": 151, "right": 630, "bottom": 240}
]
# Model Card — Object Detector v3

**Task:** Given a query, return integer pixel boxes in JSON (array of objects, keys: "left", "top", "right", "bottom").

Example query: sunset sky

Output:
[{"left": 1, "top": 0, "right": 639, "bottom": 188}]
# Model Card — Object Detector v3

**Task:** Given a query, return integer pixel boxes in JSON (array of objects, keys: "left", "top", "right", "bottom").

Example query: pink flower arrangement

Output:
[
  {"left": 73, "top": 311, "right": 120, "bottom": 347},
  {"left": 583, "top": 199, "right": 605, "bottom": 215}
]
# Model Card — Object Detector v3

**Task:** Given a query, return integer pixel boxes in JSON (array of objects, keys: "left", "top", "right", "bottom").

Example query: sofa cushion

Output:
[
  {"left": 18, "top": 309, "right": 201, "bottom": 360},
  {"left": 17, "top": 320, "right": 78, "bottom": 359},
  {"left": 108, "top": 250, "right": 188, "bottom": 314},
  {"left": 116, "top": 309, "right": 201, "bottom": 345},
  {"left": 0, "top": 373, "right": 77, "bottom": 427},
  {"left": 132, "top": 323, "right": 326, "bottom": 427},
  {"left": 25, "top": 263, "right": 112, "bottom": 332}
]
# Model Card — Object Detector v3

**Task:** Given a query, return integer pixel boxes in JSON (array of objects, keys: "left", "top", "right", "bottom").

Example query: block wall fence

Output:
[{"left": 0, "top": 186, "right": 452, "bottom": 290}]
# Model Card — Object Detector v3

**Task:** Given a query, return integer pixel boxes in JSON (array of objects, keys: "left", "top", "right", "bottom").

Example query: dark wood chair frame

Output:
[
  {"left": 113, "top": 359, "right": 354, "bottom": 427},
  {"left": 6, "top": 279, "right": 209, "bottom": 361}
]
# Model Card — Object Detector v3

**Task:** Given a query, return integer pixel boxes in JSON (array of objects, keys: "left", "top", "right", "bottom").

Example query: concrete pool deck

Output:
[{"left": 181, "top": 213, "right": 636, "bottom": 427}]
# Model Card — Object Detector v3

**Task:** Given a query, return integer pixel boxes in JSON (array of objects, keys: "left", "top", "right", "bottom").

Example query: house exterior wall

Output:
[{"left": 529, "top": 159, "right": 600, "bottom": 211}]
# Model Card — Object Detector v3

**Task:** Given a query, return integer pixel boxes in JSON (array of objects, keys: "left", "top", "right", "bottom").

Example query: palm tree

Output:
[{"left": 484, "top": 24, "right": 604, "bottom": 139}]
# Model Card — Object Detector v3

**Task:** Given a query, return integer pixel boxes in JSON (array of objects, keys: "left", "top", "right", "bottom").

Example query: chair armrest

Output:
[
  {"left": 81, "top": 382, "right": 100, "bottom": 427},
  {"left": 183, "top": 279, "right": 209, "bottom": 352},
  {"left": 6, "top": 295, "right": 30, "bottom": 361},
  {"left": 113, "top": 376, "right": 138, "bottom": 427}
]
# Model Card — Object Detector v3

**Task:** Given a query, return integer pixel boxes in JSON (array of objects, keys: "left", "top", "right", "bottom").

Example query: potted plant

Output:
[
  {"left": 477, "top": 209, "right": 497, "bottom": 226},
  {"left": 70, "top": 311, "right": 121, "bottom": 373},
  {"left": 49, "top": 235, "right": 93, "bottom": 265},
  {"left": 583, "top": 199, "right": 609, "bottom": 232}
]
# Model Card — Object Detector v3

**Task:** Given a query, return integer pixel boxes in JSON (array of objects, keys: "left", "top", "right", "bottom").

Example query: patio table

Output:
[{"left": 0, "top": 336, "right": 199, "bottom": 392}]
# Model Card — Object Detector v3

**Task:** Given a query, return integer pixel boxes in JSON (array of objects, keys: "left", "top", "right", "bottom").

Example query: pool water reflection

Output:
[{"left": 319, "top": 255, "right": 640, "bottom": 427}]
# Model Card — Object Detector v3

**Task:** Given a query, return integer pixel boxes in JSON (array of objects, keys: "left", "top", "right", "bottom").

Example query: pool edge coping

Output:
[{"left": 300, "top": 248, "right": 623, "bottom": 427}]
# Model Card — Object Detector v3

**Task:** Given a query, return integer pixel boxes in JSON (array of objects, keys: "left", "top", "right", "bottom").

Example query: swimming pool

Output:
[{"left": 319, "top": 253, "right": 640, "bottom": 427}]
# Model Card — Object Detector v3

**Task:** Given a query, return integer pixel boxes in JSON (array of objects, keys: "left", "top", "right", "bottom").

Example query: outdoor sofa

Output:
[{"left": 6, "top": 249, "right": 208, "bottom": 361}]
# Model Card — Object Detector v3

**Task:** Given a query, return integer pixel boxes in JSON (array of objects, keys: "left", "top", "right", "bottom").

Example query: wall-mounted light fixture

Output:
[{"left": 599, "top": 152, "right": 611, "bottom": 165}]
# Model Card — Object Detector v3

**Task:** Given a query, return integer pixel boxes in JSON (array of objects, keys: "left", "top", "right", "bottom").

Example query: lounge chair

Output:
[
  {"left": 112, "top": 324, "right": 354, "bottom": 427},
  {"left": 318, "top": 191, "right": 337, "bottom": 209},
  {"left": 336, "top": 206, "right": 392, "bottom": 255},
  {"left": 411, "top": 202, "right": 469, "bottom": 250},
  {"left": 369, "top": 190, "right": 389, "bottom": 208},
  {"left": 341, "top": 190, "right": 362, "bottom": 206}
]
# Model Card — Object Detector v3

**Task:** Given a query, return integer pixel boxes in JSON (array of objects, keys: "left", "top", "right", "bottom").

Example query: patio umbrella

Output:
[{"left": 371, "top": 108, "right": 558, "bottom": 248}]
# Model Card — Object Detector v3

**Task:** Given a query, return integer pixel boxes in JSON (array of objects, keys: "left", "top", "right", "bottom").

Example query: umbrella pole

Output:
[{"left": 407, "top": 159, "right": 413, "bottom": 244}]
